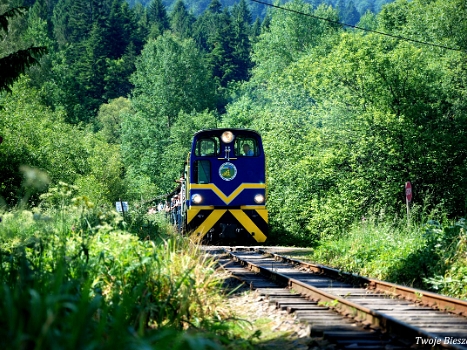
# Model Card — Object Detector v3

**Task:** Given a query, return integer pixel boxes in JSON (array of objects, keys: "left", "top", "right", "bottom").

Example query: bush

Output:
[
  {"left": 307, "top": 217, "right": 467, "bottom": 299},
  {"left": 0, "top": 187, "right": 242, "bottom": 349},
  {"left": 423, "top": 219, "right": 467, "bottom": 298}
]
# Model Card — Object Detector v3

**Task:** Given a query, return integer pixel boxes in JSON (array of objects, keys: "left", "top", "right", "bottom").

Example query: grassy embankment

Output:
[
  {"left": 0, "top": 182, "right": 281, "bottom": 350},
  {"left": 304, "top": 215, "right": 467, "bottom": 299}
]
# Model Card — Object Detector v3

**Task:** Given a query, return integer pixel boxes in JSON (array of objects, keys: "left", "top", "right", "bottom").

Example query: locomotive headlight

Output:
[
  {"left": 254, "top": 194, "right": 265, "bottom": 204},
  {"left": 191, "top": 194, "right": 203, "bottom": 204},
  {"left": 221, "top": 131, "right": 234, "bottom": 143}
]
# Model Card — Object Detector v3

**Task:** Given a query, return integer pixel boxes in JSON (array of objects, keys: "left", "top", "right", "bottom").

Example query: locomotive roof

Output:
[{"left": 193, "top": 128, "right": 262, "bottom": 138}]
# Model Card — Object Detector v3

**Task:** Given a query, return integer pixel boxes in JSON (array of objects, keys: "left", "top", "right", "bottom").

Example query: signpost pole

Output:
[
  {"left": 406, "top": 195, "right": 410, "bottom": 225},
  {"left": 405, "top": 182, "right": 412, "bottom": 225},
  {"left": 119, "top": 198, "right": 125, "bottom": 220}
]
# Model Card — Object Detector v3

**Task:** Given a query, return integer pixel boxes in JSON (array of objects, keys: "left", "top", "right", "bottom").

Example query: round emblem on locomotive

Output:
[{"left": 219, "top": 162, "right": 237, "bottom": 181}]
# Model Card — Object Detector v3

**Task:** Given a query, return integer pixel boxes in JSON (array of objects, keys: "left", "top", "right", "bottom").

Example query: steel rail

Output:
[
  {"left": 228, "top": 249, "right": 467, "bottom": 350},
  {"left": 256, "top": 249, "right": 467, "bottom": 316}
]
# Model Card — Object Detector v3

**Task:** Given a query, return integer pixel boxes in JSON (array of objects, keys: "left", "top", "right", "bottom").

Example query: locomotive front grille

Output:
[{"left": 187, "top": 207, "right": 267, "bottom": 244}]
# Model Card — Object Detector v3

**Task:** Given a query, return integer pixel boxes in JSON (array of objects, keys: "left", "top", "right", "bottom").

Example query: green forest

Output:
[
  {"left": 129, "top": 0, "right": 393, "bottom": 25},
  {"left": 2, "top": 0, "right": 467, "bottom": 347},
  {"left": 2, "top": 0, "right": 467, "bottom": 240}
]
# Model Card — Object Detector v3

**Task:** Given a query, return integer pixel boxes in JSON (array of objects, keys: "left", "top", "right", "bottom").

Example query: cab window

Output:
[
  {"left": 234, "top": 137, "right": 257, "bottom": 156},
  {"left": 195, "top": 137, "right": 219, "bottom": 157},
  {"left": 194, "top": 160, "right": 210, "bottom": 184}
]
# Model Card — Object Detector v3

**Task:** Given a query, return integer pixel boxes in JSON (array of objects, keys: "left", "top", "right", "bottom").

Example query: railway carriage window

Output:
[
  {"left": 194, "top": 160, "right": 211, "bottom": 184},
  {"left": 195, "top": 138, "right": 219, "bottom": 157},
  {"left": 234, "top": 137, "right": 257, "bottom": 156}
]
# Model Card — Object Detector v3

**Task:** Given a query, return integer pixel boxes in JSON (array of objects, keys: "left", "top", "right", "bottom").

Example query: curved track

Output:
[{"left": 209, "top": 247, "right": 467, "bottom": 350}]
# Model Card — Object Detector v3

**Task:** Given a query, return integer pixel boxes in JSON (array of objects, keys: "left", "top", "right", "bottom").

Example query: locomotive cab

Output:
[{"left": 185, "top": 129, "right": 268, "bottom": 245}]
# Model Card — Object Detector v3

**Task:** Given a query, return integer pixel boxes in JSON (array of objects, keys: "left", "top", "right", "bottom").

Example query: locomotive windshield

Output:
[
  {"left": 195, "top": 137, "right": 219, "bottom": 156},
  {"left": 234, "top": 136, "right": 258, "bottom": 156}
]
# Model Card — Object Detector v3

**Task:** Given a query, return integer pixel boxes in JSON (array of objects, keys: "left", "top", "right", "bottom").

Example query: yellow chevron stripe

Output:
[
  {"left": 192, "top": 210, "right": 226, "bottom": 240},
  {"left": 190, "top": 183, "right": 265, "bottom": 204},
  {"left": 255, "top": 209, "right": 268, "bottom": 223},
  {"left": 187, "top": 207, "right": 215, "bottom": 224},
  {"left": 240, "top": 206, "right": 268, "bottom": 223},
  {"left": 229, "top": 209, "right": 267, "bottom": 243},
  {"left": 187, "top": 208, "right": 201, "bottom": 224}
]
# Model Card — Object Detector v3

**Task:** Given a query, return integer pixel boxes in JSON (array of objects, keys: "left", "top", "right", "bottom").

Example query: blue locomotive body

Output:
[{"left": 184, "top": 128, "right": 268, "bottom": 244}]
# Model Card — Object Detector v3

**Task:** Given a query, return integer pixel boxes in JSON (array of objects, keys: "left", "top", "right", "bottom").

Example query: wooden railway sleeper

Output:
[{"left": 225, "top": 249, "right": 467, "bottom": 350}]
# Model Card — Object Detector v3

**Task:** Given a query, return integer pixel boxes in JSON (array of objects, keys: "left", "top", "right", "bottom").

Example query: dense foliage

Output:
[
  {"left": 0, "top": 5, "right": 46, "bottom": 93},
  {"left": 136, "top": 0, "right": 393, "bottom": 25},
  {"left": 307, "top": 217, "right": 467, "bottom": 299},
  {"left": 222, "top": 0, "right": 467, "bottom": 245},
  {"left": 0, "top": 78, "right": 124, "bottom": 207},
  {"left": 1, "top": 0, "right": 467, "bottom": 299},
  {"left": 0, "top": 187, "right": 251, "bottom": 349}
]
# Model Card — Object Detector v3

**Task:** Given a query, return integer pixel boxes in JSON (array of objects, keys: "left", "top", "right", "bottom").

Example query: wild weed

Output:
[
  {"left": 0, "top": 183, "right": 243, "bottom": 349},
  {"left": 309, "top": 215, "right": 467, "bottom": 299}
]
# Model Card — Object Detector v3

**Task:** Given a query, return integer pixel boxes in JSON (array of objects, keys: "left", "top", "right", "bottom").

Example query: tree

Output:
[
  {"left": 357, "top": 9, "right": 378, "bottom": 30},
  {"left": 123, "top": 33, "right": 217, "bottom": 193},
  {"left": 0, "top": 77, "right": 89, "bottom": 204},
  {"left": 67, "top": 0, "right": 97, "bottom": 44},
  {"left": 130, "top": 1, "right": 150, "bottom": 53},
  {"left": 147, "top": 0, "right": 169, "bottom": 38},
  {"left": 28, "top": 0, "right": 57, "bottom": 37},
  {"left": 375, "top": 0, "right": 394, "bottom": 12},
  {"left": 96, "top": 97, "right": 130, "bottom": 144},
  {"left": 159, "top": 110, "right": 218, "bottom": 190},
  {"left": 207, "top": 0, "right": 222, "bottom": 14},
  {"left": 250, "top": 17, "right": 261, "bottom": 40},
  {"left": 205, "top": 10, "right": 236, "bottom": 87},
  {"left": 170, "top": 0, "right": 195, "bottom": 40},
  {"left": 192, "top": 0, "right": 253, "bottom": 111},
  {"left": 104, "top": 44, "right": 137, "bottom": 100},
  {"left": 290, "top": 24, "right": 467, "bottom": 218},
  {"left": 51, "top": 0, "right": 72, "bottom": 48},
  {"left": 0, "top": 6, "right": 46, "bottom": 93},
  {"left": 354, "top": 0, "right": 375, "bottom": 15},
  {"left": 192, "top": 0, "right": 225, "bottom": 52},
  {"left": 230, "top": 0, "right": 253, "bottom": 82},
  {"left": 377, "top": 0, "right": 409, "bottom": 33},
  {"left": 104, "top": 0, "right": 138, "bottom": 99},
  {"left": 48, "top": 0, "right": 141, "bottom": 123},
  {"left": 107, "top": 0, "right": 133, "bottom": 59},
  {"left": 251, "top": 1, "right": 339, "bottom": 83},
  {"left": 337, "top": 0, "right": 360, "bottom": 26},
  {"left": 79, "top": 22, "right": 110, "bottom": 110},
  {"left": 131, "top": 33, "right": 216, "bottom": 128}
]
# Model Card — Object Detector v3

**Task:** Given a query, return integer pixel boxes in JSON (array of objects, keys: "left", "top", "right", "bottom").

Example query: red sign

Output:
[{"left": 405, "top": 182, "right": 412, "bottom": 202}]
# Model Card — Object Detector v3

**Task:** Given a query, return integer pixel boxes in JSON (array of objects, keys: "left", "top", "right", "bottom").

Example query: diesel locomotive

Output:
[{"left": 178, "top": 128, "right": 268, "bottom": 244}]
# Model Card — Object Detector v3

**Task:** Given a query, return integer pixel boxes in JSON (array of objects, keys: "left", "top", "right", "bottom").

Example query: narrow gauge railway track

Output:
[{"left": 210, "top": 247, "right": 467, "bottom": 350}]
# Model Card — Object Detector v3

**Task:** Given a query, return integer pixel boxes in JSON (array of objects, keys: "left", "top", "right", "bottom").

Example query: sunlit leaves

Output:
[
  {"left": 251, "top": 0, "right": 339, "bottom": 83},
  {"left": 0, "top": 77, "right": 123, "bottom": 205},
  {"left": 123, "top": 33, "right": 217, "bottom": 196},
  {"left": 226, "top": 0, "right": 467, "bottom": 243},
  {"left": 0, "top": 5, "right": 47, "bottom": 93},
  {"left": 131, "top": 33, "right": 216, "bottom": 128}
]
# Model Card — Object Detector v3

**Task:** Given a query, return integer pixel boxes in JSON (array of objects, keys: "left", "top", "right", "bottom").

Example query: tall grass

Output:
[
  {"left": 310, "top": 218, "right": 424, "bottom": 281},
  {"left": 0, "top": 183, "right": 245, "bottom": 349},
  {"left": 308, "top": 216, "right": 467, "bottom": 299}
]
